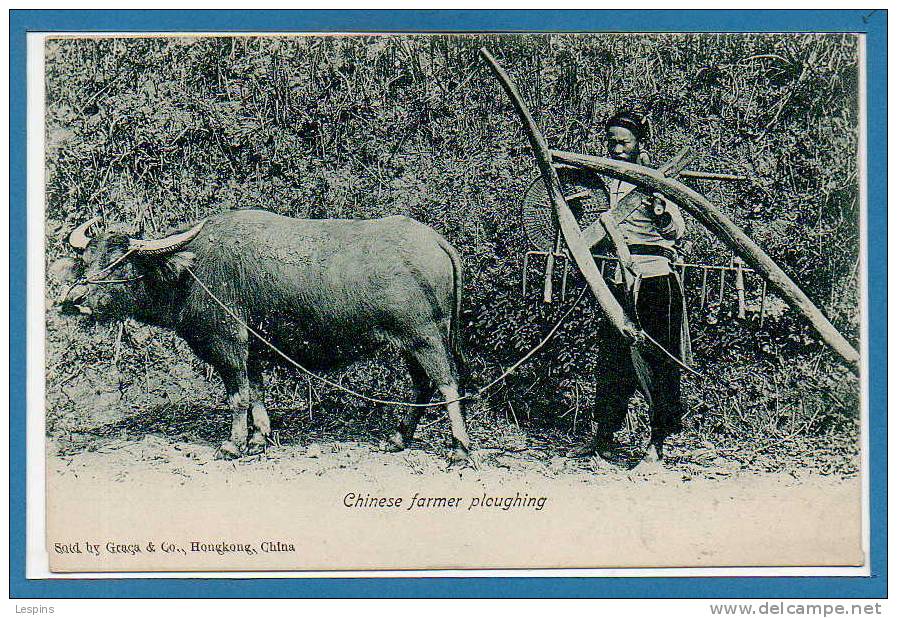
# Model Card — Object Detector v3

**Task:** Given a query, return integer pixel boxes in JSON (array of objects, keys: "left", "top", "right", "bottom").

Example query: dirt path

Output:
[{"left": 45, "top": 431, "right": 863, "bottom": 573}]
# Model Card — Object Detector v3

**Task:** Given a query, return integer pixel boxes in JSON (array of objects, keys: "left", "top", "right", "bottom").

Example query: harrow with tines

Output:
[
  {"left": 519, "top": 168, "right": 770, "bottom": 325},
  {"left": 522, "top": 250, "right": 770, "bottom": 326}
]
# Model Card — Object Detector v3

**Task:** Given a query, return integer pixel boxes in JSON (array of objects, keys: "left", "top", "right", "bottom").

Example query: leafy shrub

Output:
[{"left": 45, "top": 33, "right": 860, "bottom": 447}]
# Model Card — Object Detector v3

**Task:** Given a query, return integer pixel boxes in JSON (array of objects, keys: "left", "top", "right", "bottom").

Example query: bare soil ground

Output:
[
  {"left": 48, "top": 393, "right": 859, "bottom": 485},
  {"left": 45, "top": 411, "right": 863, "bottom": 571},
  {"left": 44, "top": 317, "right": 862, "bottom": 571}
]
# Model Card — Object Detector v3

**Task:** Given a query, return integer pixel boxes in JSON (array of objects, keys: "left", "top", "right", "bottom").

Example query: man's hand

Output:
[{"left": 643, "top": 192, "right": 672, "bottom": 225}]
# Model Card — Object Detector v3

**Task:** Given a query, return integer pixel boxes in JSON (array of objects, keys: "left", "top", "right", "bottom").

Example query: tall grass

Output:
[{"left": 45, "top": 33, "right": 860, "bottom": 448}]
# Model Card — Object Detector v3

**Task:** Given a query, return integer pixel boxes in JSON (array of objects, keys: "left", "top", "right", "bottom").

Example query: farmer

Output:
[{"left": 571, "top": 109, "right": 691, "bottom": 469}]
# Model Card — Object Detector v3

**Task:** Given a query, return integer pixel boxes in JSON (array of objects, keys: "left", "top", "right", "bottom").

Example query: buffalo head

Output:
[{"left": 59, "top": 217, "right": 205, "bottom": 322}]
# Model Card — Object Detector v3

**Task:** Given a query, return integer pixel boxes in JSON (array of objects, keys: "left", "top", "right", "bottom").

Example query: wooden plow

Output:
[{"left": 480, "top": 48, "right": 859, "bottom": 373}]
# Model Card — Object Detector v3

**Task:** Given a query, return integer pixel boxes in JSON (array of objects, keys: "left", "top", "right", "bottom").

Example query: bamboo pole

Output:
[
  {"left": 554, "top": 160, "right": 748, "bottom": 182},
  {"left": 479, "top": 48, "right": 643, "bottom": 346},
  {"left": 550, "top": 148, "right": 859, "bottom": 370},
  {"left": 679, "top": 170, "right": 748, "bottom": 182}
]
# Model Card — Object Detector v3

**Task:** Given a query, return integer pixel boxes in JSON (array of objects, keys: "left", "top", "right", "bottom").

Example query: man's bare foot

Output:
[
  {"left": 568, "top": 441, "right": 597, "bottom": 459},
  {"left": 568, "top": 436, "right": 616, "bottom": 460},
  {"left": 631, "top": 444, "right": 667, "bottom": 475}
]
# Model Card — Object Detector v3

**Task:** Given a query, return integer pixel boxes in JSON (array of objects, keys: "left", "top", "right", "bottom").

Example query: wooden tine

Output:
[
  {"left": 734, "top": 257, "right": 747, "bottom": 319},
  {"left": 522, "top": 252, "right": 531, "bottom": 297},
  {"left": 543, "top": 231, "right": 562, "bottom": 303},
  {"left": 718, "top": 264, "right": 727, "bottom": 308},
  {"left": 700, "top": 266, "right": 709, "bottom": 309},
  {"left": 560, "top": 253, "right": 570, "bottom": 301},
  {"left": 759, "top": 280, "right": 768, "bottom": 327}
]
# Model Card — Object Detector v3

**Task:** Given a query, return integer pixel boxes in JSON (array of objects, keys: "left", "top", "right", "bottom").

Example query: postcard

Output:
[{"left": 37, "top": 30, "right": 864, "bottom": 573}]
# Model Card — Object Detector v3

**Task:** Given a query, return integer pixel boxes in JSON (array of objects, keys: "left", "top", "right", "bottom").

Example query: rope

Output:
[
  {"left": 85, "top": 248, "right": 139, "bottom": 284},
  {"left": 185, "top": 266, "right": 587, "bottom": 408},
  {"left": 642, "top": 330, "right": 704, "bottom": 378},
  {"left": 627, "top": 272, "right": 704, "bottom": 379}
]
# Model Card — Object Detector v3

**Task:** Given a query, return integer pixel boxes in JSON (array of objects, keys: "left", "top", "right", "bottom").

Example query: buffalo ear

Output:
[{"left": 149, "top": 250, "right": 196, "bottom": 281}]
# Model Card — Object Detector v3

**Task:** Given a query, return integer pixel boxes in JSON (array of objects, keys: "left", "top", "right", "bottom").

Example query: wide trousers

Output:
[{"left": 593, "top": 272, "right": 685, "bottom": 442}]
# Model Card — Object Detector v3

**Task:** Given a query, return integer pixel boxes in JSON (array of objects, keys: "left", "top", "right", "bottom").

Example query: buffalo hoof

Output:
[
  {"left": 380, "top": 431, "right": 406, "bottom": 453},
  {"left": 215, "top": 440, "right": 243, "bottom": 460},
  {"left": 448, "top": 446, "right": 476, "bottom": 470},
  {"left": 246, "top": 432, "right": 268, "bottom": 456}
]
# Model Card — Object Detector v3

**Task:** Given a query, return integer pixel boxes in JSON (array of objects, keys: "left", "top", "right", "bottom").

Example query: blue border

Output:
[{"left": 9, "top": 10, "right": 886, "bottom": 599}]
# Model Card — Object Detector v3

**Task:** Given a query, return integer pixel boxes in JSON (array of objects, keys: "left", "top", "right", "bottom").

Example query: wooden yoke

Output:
[{"left": 479, "top": 48, "right": 643, "bottom": 346}]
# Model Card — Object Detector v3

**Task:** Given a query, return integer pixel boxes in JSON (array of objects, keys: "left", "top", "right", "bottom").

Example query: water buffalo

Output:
[{"left": 59, "top": 209, "right": 471, "bottom": 463}]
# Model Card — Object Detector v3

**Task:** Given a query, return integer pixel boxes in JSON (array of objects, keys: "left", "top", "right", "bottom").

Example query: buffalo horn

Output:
[
  {"left": 68, "top": 216, "right": 99, "bottom": 250},
  {"left": 129, "top": 220, "right": 206, "bottom": 256}
]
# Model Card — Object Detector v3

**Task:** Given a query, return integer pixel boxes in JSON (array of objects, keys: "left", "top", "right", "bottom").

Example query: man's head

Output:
[{"left": 605, "top": 110, "right": 650, "bottom": 163}]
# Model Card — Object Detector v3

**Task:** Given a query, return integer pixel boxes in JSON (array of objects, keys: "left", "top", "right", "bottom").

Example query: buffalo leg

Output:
[
  {"left": 383, "top": 361, "right": 435, "bottom": 452},
  {"left": 183, "top": 329, "right": 252, "bottom": 459},
  {"left": 217, "top": 368, "right": 251, "bottom": 459},
  {"left": 405, "top": 333, "right": 471, "bottom": 463},
  {"left": 214, "top": 342, "right": 251, "bottom": 458},
  {"left": 440, "top": 384, "right": 471, "bottom": 465},
  {"left": 246, "top": 358, "right": 270, "bottom": 454}
]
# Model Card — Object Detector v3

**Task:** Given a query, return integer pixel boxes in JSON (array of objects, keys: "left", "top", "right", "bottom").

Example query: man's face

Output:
[{"left": 606, "top": 126, "right": 640, "bottom": 162}]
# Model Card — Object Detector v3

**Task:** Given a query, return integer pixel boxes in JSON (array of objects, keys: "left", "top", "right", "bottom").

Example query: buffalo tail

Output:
[{"left": 435, "top": 234, "right": 467, "bottom": 378}]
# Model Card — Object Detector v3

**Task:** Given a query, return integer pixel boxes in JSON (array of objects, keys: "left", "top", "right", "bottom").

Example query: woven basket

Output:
[{"left": 520, "top": 168, "right": 610, "bottom": 251}]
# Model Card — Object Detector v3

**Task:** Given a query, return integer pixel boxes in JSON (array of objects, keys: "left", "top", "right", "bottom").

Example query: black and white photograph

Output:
[{"left": 39, "top": 31, "right": 864, "bottom": 571}]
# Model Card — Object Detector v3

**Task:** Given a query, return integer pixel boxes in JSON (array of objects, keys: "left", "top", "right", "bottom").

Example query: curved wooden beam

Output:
[
  {"left": 550, "top": 149, "right": 860, "bottom": 370},
  {"left": 479, "top": 48, "right": 643, "bottom": 347}
]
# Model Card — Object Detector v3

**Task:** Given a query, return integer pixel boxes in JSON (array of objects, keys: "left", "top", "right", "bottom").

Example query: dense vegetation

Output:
[{"left": 45, "top": 33, "right": 860, "bottom": 463}]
